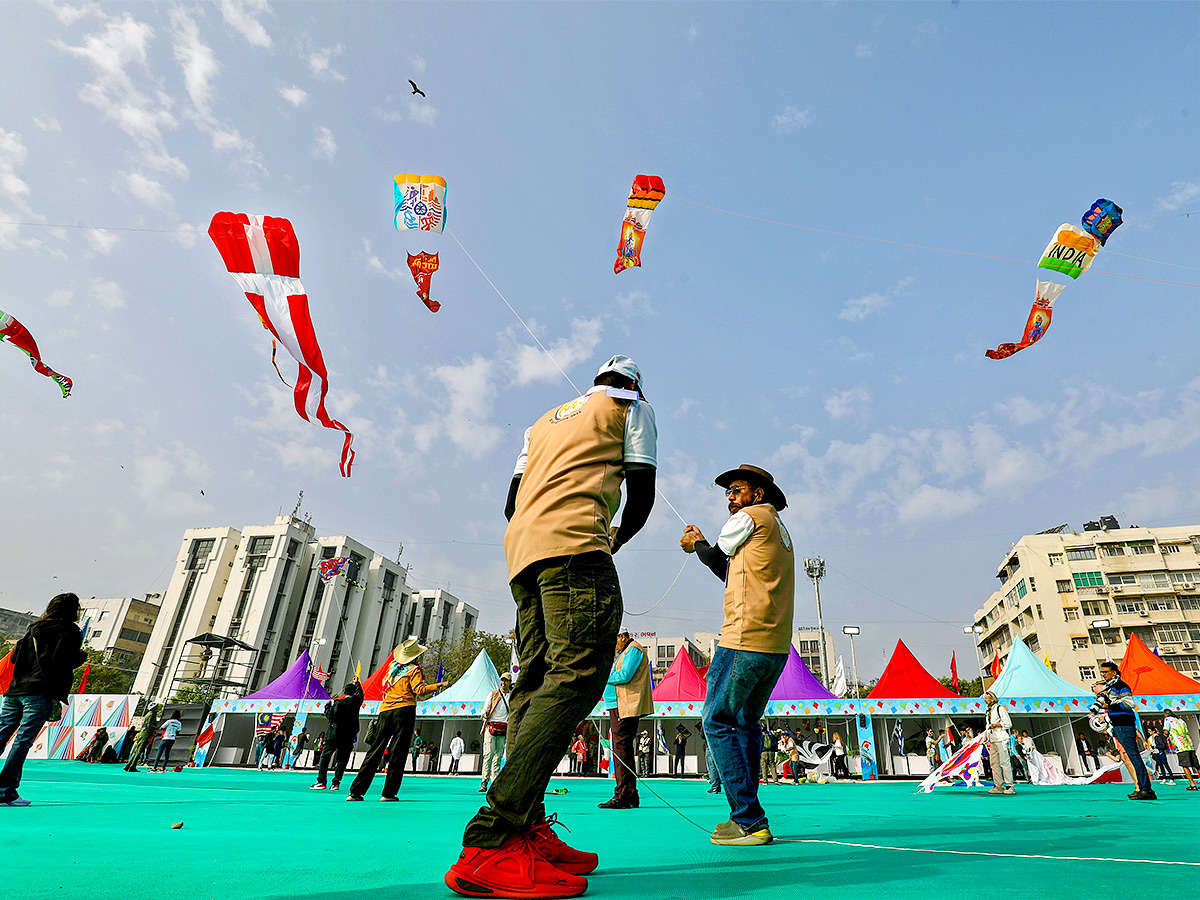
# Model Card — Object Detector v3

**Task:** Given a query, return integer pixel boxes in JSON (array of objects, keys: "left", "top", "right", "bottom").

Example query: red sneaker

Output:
[
  {"left": 445, "top": 834, "right": 587, "bottom": 899},
  {"left": 526, "top": 814, "right": 599, "bottom": 875}
]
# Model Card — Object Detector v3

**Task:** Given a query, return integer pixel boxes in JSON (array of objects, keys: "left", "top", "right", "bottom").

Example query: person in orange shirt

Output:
[{"left": 346, "top": 639, "right": 444, "bottom": 802}]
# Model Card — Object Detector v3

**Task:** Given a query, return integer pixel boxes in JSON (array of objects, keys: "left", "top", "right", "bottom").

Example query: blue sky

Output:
[{"left": 2, "top": 1, "right": 1198, "bottom": 679}]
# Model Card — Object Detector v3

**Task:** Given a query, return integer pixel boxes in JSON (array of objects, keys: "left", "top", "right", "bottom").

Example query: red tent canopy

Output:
[
  {"left": 1121, "top": 633, "right": 1200, "bottom": 694},
  {"left": 867, "top": 639, "right": 960, "bottom": 699},
  {"left": 652, "top": 649, "right": 706, "bottom": 701},
  {"left": 361, "top": 653, "right": 394, "bottom": 701},
  {"left": 0, "top": 649, "right": 12, "bottom": 694}
]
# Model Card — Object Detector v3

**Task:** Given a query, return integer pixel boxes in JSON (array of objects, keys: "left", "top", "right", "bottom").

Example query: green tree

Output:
[
  {"left": 425, "top": 629, "right": 511, "bottom": 685},
  {"left": 70, "top": 648, "right": 136, "bottom": 694},
  {"left": 938, "top": 675, "right": 983, "bottom": 697},
  {"left": 170, "top": 683, "right": 222, "bottom": 705}
]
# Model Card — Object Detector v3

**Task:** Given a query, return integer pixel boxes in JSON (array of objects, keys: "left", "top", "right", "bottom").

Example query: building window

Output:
[
  {"left": 1114, "top": 599, "right": 1145, "bottom": 615},
  {"left": 1072, "top": 636, "right": 1089, "bottom": 650},
  {"left": 1056, "top": 579, "right": 1074, "bottom": 593},
  {"left": 1035, "top": 604, "right": 1043, "bottom": 619},
  {"left": 1016, "top": 580, "right": 1028, "bottom": 600},
  {"left": 1100, "top": 544, "right": 1125, "bottom": 557},
  {"left": 1066, "top": 548, "right": 1096, "bottom": 561},
  {"left": 1108, "top": 573, "right": 1137, "bottom": 585},
  {"left": 1175, "top": 656, "right": 1200, "bottom": 675},
  {"left": 1156, "top": 625, "right": 1190, "bottom": 644},
  {"left": 1168, "top": 570, "right": 1200, "bottom": 584},
  {"left": 1180, "top": 597, "right": 1200, "bottom": 611},
  {"left": 1138, "top": 573, "right": 1171, "bottom": 589},
  {"left": 1073, "top": 572, "right": 1105, "bottom": 588},
  {"left": 1147, "top": 598, "right": 1177, "bottom": 611},
  {"left": 1027, "top": 635, "right": 1040, "bottom": 653},
  {"left": 1029, "top": 577, "right": 1037, "bottom": 592},
  {"left": 1048, "top": 553, "right": 1063, "bottom": 566},
  {"left": 1163, "top": 544, "right": 1183, "bottom": 554},
  {"left": 1064, "top": 608, "right": 1081, "bottom": 621},
  {"left": 98, "top": 610, "right": 111, "bottom": 621},
  {"left": 1081, "top": 599, "right": 1110, "bottom": 616},
  {"left": 1079, "top": 665, "right": 1097, "bottom": 681},
  {"left": 1129, "top": 541, "right": 1156, "bottom": 555}
]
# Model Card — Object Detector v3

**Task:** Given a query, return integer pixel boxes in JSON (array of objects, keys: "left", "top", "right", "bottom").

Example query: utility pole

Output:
[
  {"left": 843, "top": 626, "right": 862, "bottom": 699},
  {"left": 803, "top": 557, "right": 828, "bottom": 686}
]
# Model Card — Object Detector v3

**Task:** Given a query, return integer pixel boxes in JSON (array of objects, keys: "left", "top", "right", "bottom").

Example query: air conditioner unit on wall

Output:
[
  {"left": 1095, "top": 586, "right": 1110, "bottom": 594},
  {"left": 1184, "top": 643, "right": 1195, "bottom": 650},
  {"left": 1111, "top": 586, "right": 1123, "bottom": 593},
  {"left": 1139, "top": 610, "right": 1150, "bottom": 617}
]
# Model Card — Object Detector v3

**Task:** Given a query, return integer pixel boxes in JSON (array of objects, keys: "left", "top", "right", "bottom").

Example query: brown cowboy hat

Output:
[{"left": 714, "top": 464, "right": 787, "bottom": 511}]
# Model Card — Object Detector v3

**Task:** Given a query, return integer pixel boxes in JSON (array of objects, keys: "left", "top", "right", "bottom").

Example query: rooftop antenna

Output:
[{"left": 291, "top": 490, "right": 304, "bottom": 518}]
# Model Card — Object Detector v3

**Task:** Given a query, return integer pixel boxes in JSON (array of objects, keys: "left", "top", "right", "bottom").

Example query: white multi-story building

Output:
[
  {"left": 133, "top": 517, "right": 479, "bottom": 705},
  {"left": 973, "top": 517, "right": 1200, "bottom": 685},
  {"left": 81, "top": 593, "right": 162, "bottom": 672}
]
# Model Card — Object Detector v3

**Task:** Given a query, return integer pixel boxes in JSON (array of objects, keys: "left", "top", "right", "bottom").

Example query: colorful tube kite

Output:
[
  {"left": 1037, "top": 224, "right": 1099, "bottom": 280},
  {"left": 985, "top": 281, "right": 1066, "bottom": 360},
  {"left": 0, "top": 308, "right": 72, "bottom": 397},
  {"left": 208, "top": 212, "right": 356, "bottom": 477},
  {"left": 1082, "top": 198, "right": 1123, "bottom": 246},
  {"left": 614, "top": 175, "right": 666, "bottom": 274},
  {"left": 394, "top": 174, "right": 446, "bottom": 312}
]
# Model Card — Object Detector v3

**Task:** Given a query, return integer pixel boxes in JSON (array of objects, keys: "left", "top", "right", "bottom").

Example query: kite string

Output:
[{"left": 671, "top": 197, "right": 1200, "bottom": 289}]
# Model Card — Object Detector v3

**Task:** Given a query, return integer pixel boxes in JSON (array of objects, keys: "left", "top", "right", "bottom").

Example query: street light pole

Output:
[
  {"left": 843, "top": 626, "right": 861, "bottom": 699},
  {"left": 803, "top": 557, "right": 828, "bottom": 686},
  {"left": 964, "top": 625, "right": 984, "bottom": 679}
]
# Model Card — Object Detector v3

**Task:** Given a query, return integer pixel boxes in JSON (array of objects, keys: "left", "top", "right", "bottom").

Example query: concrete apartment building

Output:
[
  {"left": 81, "top": 593, "right": 162, "bottom": 671},
  {"left": 133, "top": 516, "right": 479, "bottom": 706},
  {"left": 0, "top": 607, "right": 38, "bottom": 639},
  {"left": 973, "top": 516, "right": 1200, "bottom": 685}
]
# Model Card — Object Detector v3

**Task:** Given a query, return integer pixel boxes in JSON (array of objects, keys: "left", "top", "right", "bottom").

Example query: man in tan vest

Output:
[
  {"left": 447, "top": 355, "right": 657, "bottom": 899},
  {"left": 599, "top": 629, "right": 653, "bottom": 809},
  {"left": 680, "top": 464, "right": 794, "bottom": 848}
]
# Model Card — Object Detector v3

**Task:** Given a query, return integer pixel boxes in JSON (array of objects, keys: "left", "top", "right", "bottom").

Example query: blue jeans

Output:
[
  {"left": 702, "top": 647, "right": 787, "bottom": 831},
  {"left": 0, "top": 694, "right": 53, "bottom": 801},
  {"left": 153, "top": 739, "right": 176, "bottom": 770},
  {"left": 1112, "top": 724, "right": 1152, "bottom": 792}
]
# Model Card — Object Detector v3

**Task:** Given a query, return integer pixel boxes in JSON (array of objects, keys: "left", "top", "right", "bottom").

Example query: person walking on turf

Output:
[
  {"left": 1095, "top": 662, "right": 1155, "bottom": 800},
  {"left": 1164, "top": 713, "right": 1199, "bottom": 790},
  {"left": 984, "top": 691, "right": 1015, "bottom": 794},
  {"left": 152, "top": 710, "right": 183, "bottom": 771},
  {"left": 347, "top": 640, "right": 444, "bottom": 802},
  {"left": 672, "top": 724, "right": 690, "bottom": 775},
  {"left": 446, "top": 354, "right": 657, "bottom": 899},
  {"left": 449, "top": 731, "right": 465, "bottom": 775},
  {"left": 599, "top": 629, "right": 653, "bottom": 809},
  {"left": 124, "top": 706, "right": 160, "bottom": 773},
  {"left": 0, "top": 593, "right": 88, "bottom": 806},
  {"left": 681, "top": 463, "right": 795, "bottom": 847},
  {"left": 479, "top": 672, "right": 512, "bottom": 793},
  {"left": 312, "top": 681, "right": 364, "bottom": 791}
]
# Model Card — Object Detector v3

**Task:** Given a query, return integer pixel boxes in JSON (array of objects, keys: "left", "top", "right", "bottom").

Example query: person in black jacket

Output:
[
  {"left": 0, "top": 593, "right": 88, "bottom": 806},
  {"left": 311, "top": 681, "right": 363, "bottom": 791}
]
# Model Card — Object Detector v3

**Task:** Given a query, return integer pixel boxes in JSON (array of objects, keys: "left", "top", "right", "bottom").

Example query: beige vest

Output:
[
  {"left": 719, "top": 504, "right": 795, "bottom": 655},
  {"left": 505, "top": 391, "right": 632, "bottom": 580},
  {"left": 615, "top": 640, "right": 654, "bottom": 719}
]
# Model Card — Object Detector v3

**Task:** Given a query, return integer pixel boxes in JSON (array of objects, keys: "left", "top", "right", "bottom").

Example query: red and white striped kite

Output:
[{"left": 208, "top": 212, "right": 355, "bottom": 477}]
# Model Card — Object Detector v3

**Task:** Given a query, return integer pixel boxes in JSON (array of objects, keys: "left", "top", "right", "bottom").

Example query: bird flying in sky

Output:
[{"left": 408, "top": 80, "right": 425, "bottom": 97}]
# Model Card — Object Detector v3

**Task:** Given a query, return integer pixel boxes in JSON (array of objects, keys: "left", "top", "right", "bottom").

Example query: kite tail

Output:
[
  {"left": 270, "top": 341, "right": 293, "bottom": 388},
  {"left": 330, "top": 421, "right": 355, "bottom": 477}
]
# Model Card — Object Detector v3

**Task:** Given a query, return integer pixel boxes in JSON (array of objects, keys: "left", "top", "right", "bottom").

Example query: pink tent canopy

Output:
[{"left": 652, "top": 649, "right": 706, "bottom": 701}]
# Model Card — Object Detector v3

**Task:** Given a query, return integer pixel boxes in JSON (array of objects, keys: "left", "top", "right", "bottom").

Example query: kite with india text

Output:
[
  {"left": 614, "top": 175, "right": 666, "bottom": 274},
  {"left": 395, "top": 174, "right": 446, "bottom": 313},
  {"left": 1037, "top": 224, "right": 1099, "bottom": 280},
  {"left": 208, "top": 212, "right": 356, "bottom": 477},
  {"left": 985, "top": 281, "right": 1065, "bottom": 360},
  {"left": 0, "top": 309, "right": 72, "bottom": 398}
]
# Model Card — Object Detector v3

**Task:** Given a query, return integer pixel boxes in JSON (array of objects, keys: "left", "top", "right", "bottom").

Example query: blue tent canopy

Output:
[
  {"left": 429, "top": 649, "right": 502, "bottom": 703},
  {"left": 991, "top": 638, "right": 1090, "bottom": 698}
]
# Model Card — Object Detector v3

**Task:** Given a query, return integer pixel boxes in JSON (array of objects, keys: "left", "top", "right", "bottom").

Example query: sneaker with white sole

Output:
[
  {"left": 710, "top": 819, "right": 773, "bottom": 846},
  {"left": 1, "top": 797, "right": 31, "bottom": 807},
  {"left": 310, "top": 783, "right": 327, "bottom": 790}
]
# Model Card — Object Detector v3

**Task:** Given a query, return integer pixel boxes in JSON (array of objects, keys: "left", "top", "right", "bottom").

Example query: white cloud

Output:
[
  {"left": 995, "top": 396, "right": 1052, "bottom": 427},
  {"left": 124, "top": 171, "right": 172, "bottom": 208},
  {"left": 855, "top": 43, "right": 873, "bottom": 58},
  {"left": 312, "top": 126, "right": 337, "bottom": 161},
  {"left": 172, "top": 221, "right": 199, "bottom": 248},
  {"left": 1156, "top": 181, "right": 1200, "bottom": 214},
  {"left": 414, "top": 356, "right": 502, "bottom": 459},
  {"left": 170, "top": 8, "right": 219, "bottom": 118},
  {"left": 46, "top": 289, "right": 73, "bottom": 307},
  {"left": 132, "top": 443, "right": 215, "bottom": 517},
  {"left": 85, "top": 228, "right": 118, "bottom": 254},
  {"left": 410, "top": 55, "right": 427, "bottom": 75},
  {"left": 308, "top": 45, "right": 346, "bottom": 82},
  {"left": 825, "top": 386, "right": 871, "bottom": 420},
  {"left": 42, "top": 0, "right": 101, "bottom": 25},
  {"left": 772, "top": 105, "right": 812, "bottom": 134},
  {"left": 33, "top": 116, "right": 62, "bottom": 132},
  {"left": 91, "top": 277, "right": 125, "bottom": 309},
  {"left": 54, "top": 14, "right": 187, "bottom": 180},
  {"left": 508, "top": 317, "right": 604, "bottom": 386},
  {"left": 280, "top": 84, "right": 309, "bottom": 107},
  {"left": 0, "top": 128, "right": 31, "bottom": 205},
  {"left": 839, "top": 275, "right": 913, "bottom": 322},
  {"left": 406, "top": 99, "right": 440, "bottom": 127},
  {"left": 685, "top": 24, "right": 698, "bottom": 42},
  {"left": 218, "top": 0, "right": 273, "bottom": 49},
  {"left": 897, "top": 484, "right": 981, "bottom": 522}
]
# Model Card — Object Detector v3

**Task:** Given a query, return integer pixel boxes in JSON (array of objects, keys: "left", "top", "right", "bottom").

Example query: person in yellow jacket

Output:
[{"left": 599, "top": 630, "right": 653, "bottom": 809}]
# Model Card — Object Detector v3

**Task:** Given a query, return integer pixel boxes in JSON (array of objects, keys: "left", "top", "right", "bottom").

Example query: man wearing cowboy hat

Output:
[
  {"left": 680, "top": 464, "right": 794, "bottom": 847},
  {"left": 447, "top": 355, "right": 657, "bottom": 898},
  {"left": 347, "top": 638, "right": 445, "bottom": 802},
  {"left": 479, "top": 672, "right": 513, "bottom": 793}
]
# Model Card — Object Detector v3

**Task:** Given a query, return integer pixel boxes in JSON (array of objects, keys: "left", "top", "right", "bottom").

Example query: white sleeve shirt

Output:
[{"left": 716, "top": 510, "right": 756, "bottom": 556}]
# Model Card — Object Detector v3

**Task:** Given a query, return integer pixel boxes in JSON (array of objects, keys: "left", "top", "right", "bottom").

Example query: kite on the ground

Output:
[
  {"left": 614, "top": 175, "right": 666, "bottom": 274},
  {"left": 394, "top": 174, "right": 446, "bottom": 312},
  {"left": 208, "top": 212, "right": 356, "bottom": 477},
  {"left": 1037, "top": 224, "right": 1099, "bottom": 280},
  {"left": 0, "top": 308, "right": 72, "bottom": 398},
  {"left": 1082, "top": 199, "right": 1123, "bottom": 246},
  {"left": 986, "top": 281, "right": 1065, "bottom": 360}
]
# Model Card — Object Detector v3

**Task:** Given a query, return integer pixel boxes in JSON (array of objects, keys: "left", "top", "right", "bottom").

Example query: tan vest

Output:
[
  {"left": 719, "top": 504, "right": 795, "bottom": 655},
  {"left": 505, "top": 391, "right": 633, "bottom": 580},
  {"left": 615, "top": 640, "right": 654, "bottom": 719}
]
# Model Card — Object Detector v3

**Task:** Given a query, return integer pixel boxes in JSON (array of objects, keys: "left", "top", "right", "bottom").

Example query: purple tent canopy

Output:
[
  {"left": 241, "top": 649, "right": 331, "bottom": 702},
  {"left": 769, "top": 645, "right": 837, "bottom": 701}
]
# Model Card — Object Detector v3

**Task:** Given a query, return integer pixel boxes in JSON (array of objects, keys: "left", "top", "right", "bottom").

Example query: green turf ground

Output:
[{"left": 3, "top": 762, "right": 1197, "bottom": 899}]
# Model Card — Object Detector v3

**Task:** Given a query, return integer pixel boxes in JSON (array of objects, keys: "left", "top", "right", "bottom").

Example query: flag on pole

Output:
[
  {"left": 510, "top": 644, "right": 520, "bottom": 679},
  {"left": 436, "top": 664, "right": 445, "bottom": 684},
  {"left": 255, "top": 713, "right": 285, "bottom": 736},
  {"left": 1042, "top": 652, "right": 1053, "bottom": 669},
  {"left": 892, "top": 720, "right": 904, "bottom": 752},
  {"left": 311, "top": 663, "right": 330, "bottom": 683},
  {"left": 80, "top": 618, "right": 91, "bottom": 642},
  {"left": 988, "top": 652, "right": 1002, "bottom": 679},
  {"left": 77, "top": 662, "right": 91, "bottom": 694},
  {"left": 950, "top": 652, "right": 959, "bottom": 694},
  {"left": 831, "top": 656, "right": 847, "bottom": 697}
]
